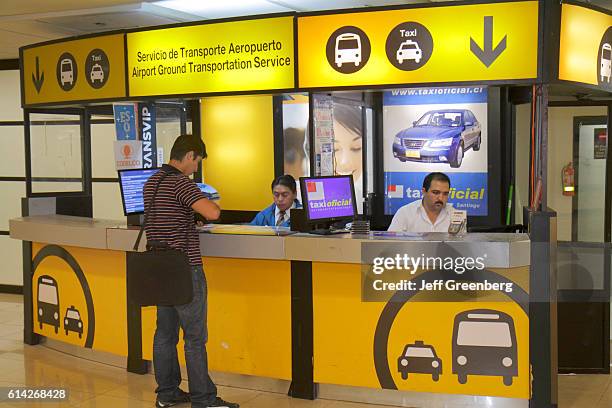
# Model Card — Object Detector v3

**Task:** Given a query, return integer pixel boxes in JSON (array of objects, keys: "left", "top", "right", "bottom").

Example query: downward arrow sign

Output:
[
  {"left": 31, "top": 56, "right": 44, "bottom": 93},
  {"left": 470, "top": 16, "right": 507, "bottom": 68}
]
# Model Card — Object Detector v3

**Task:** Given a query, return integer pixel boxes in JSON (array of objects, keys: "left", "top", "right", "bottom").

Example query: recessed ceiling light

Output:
[{"left": 153, "top": 0, "right": 291, "bottom": 17}]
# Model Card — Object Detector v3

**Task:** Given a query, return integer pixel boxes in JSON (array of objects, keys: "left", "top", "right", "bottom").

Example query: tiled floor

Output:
[{"left": 0, "top": 293, "right": 610, "bottom": 408}]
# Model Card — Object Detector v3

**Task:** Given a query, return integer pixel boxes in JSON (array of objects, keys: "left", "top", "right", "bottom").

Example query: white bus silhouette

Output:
[
  {"left": 335, "top": 33, "right": 362, "bottom": 68},
  {"left": 60, "top": 59, "right": 74, "bottom": 86},
  {"left": 601, "top": 43, "right": 611, "bottom": 83},
  {"left": 37, "top": 275, "right": 60, "bottom": 333}
]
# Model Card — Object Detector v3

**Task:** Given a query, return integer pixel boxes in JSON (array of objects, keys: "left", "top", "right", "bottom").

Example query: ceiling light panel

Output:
[{"left": 153, "top": 0, "right": 294, "bottom": 19}]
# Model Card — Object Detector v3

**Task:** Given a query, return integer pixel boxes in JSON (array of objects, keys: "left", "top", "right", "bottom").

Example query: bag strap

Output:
[{"left": 133, "top": 171, "right": 170, "bottom": 251}]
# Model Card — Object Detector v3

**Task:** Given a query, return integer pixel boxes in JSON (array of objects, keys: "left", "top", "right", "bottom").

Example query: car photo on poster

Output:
[{"left": 392, "top": 109, "right": 482, "bottom": 168}]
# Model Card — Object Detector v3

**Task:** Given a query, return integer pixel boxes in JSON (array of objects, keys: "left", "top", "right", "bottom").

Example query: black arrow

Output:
[
  {"left": 470, "top": 16, "right": 507, "bottom": 68},
  {"left": 31, "top": 56, "right": 44, "bottom": 93}
]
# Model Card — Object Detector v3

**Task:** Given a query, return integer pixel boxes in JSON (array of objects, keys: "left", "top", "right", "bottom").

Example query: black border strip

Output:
[
  {"left": 0, "top": 231, "right": 9, "bottom": 236},
  {"left": 298, "top": 78, "right": 539, "bottom": 94},
  {"left": 554, "top": 79, "right": 612, "bottom": 95},
  {"left": 0, "top": 284, "right": 23, "bottom": 294},
  {"left": 0, "top": 121, "right": 24, "bottom": 126},
  {"left": 0, "top": 59, "right": 19, "bottom": 70},
  {"left": 272, "top": 95, "right": 284, "bottom": 178}
]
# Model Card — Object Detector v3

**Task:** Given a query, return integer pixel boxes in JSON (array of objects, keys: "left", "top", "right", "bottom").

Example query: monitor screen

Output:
[
  {"left": 300, "top": 175, "right": 357, "bottom": 222},
  {"left": 118, "top": 168, "right": 160, "bottom": 215}
]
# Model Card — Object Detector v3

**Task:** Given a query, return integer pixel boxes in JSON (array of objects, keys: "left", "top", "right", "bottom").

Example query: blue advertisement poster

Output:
[
  {"left": 383, "top": 86, "right": 488, "bottom": 216},
  {"left": 113, "top": 103, "right": 138, "bottom": 140}
]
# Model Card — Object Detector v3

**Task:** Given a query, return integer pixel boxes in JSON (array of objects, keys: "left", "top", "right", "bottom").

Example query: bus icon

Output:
[
  {"left": 37, "top": 275, "right": 60, "bottom": 333},
  {"left": 335, "top": 33, "right": 362, "bottom": 68},
  {"left": 601, "top": 43, "right": 611, "bottom": 83},
  {"left": 452, "top": 309, "right": 518, "bottom": 386},
  {"left": 60, "top": 59, "right": 74, "bottom": 87}
]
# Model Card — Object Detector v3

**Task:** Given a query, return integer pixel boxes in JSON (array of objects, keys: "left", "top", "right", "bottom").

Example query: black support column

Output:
[
  {"left": 529, "top": 209, "right": 558, "bottom": 408},
  {"left": 126, "top": 252, "right": 149, "bottom": 374},
  {"left": 289, "top": 260, "right": 317, "bottom": 399}
]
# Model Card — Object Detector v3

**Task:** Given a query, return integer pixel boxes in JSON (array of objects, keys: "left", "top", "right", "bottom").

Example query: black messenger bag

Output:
[{"left": 128, "top": 171, "right": 194, "bottom": 306}]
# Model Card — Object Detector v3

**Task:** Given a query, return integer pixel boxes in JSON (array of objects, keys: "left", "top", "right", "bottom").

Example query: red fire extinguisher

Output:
[{"left": 562, "top": 162, "right": 575, "bottom": 196}]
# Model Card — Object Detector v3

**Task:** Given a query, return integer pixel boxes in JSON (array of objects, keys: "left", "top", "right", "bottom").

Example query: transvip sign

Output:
[{"left": 383, "top": 86, "right": 488, "bottom": 216}]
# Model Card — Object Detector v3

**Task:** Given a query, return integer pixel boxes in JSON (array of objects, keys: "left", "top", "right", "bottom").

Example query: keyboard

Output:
[{"left": 309, "top": 229, "right": 349, "bottom": 235}]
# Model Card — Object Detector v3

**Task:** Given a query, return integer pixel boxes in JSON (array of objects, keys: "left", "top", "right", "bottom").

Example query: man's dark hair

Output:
[
  {"left": 423, "top": 172, "right": 451, "bottom": 191},
  {"left": 170, "top": 134, "right": 207, "bottom": 161},
  {"left": 271, "top": 174, "right": 297, "bottom": 194}
]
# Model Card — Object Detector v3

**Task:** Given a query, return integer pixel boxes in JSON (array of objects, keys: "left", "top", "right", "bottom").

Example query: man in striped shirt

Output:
[{"left": 144, "top": 134, "right": 238, "bottom": 408}]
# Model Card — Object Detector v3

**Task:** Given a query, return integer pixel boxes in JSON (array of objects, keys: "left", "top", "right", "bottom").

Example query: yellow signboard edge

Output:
[{"left": 295, "top": 0, "right": 543, "bottom": 90}]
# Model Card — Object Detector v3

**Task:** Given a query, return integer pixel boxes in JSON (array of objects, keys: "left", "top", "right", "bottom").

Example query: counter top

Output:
[{"left": 9, "top": 215, "right": 530, "bottom": 267}]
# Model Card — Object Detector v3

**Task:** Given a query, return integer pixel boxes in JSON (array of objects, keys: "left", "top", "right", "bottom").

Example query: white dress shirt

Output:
[
  {"left": 274, "top": 201, "right": 297, "bottom": 226},
  {"left": 388, "top": 200, "right": 455, "bottom": 233}
]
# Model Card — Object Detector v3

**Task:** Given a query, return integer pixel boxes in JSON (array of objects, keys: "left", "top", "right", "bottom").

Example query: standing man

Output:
[
  {"left": 144, "top": 134, "right": 238, "bottom": 408},
  {"left": 388, "top": 172, "right": 460, "bottom": 233}
]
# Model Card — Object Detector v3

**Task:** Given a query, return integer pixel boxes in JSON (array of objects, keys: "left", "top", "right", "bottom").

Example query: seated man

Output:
[
  {"left": 388, "top": 172, "right": 460, "bottom": 233},
  {"left": 250, "top": 174, "right": 302, "bottom": 227}
]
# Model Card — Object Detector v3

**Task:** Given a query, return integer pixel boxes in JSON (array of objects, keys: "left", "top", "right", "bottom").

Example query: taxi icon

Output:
[
  {"left": 64, "top": 305, "right": 83, "bottom": 338},
  {"left": 398, "top": 340, "right": 442, "bottom": 381},
  {"left": 396, "top": 40, "right": 422, "bottom": 64},
  {"left": 90, "top": 63, "right": 104, "bottom": 83}
]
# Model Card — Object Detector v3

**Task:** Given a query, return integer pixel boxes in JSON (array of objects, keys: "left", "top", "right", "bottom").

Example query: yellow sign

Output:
[
  {"left": 313, "top": 263, "right": 530, "bottom": 399},
  {"left": 31, "top": 243, "right": 128, "bottom": 356},
  {"left": 298, "top": 2, "right": 538, "bottom": 88},
  {"left": 559, "top": 4, "right": 612, "bottom": 90},
  {"left": 127, "top": 17, "right": 295, "bottom": 97},
  {"left": 22, "top": 34, "right": 126, "bottom": 106}
]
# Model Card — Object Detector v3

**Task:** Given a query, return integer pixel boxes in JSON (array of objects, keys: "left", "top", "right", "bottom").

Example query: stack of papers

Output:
[{"left": 196, "top": 183, "right": 220, "bottom": 200}]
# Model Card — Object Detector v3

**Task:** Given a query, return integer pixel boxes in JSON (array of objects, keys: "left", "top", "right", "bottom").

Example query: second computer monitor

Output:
[{"left": 299, "top": 175, "right": 357, "bottom": 223}]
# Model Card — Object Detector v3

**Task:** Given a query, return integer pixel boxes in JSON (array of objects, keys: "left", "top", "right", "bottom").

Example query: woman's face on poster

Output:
[{"left": 333, "top": 119, "right": 362, "bottom": 180}]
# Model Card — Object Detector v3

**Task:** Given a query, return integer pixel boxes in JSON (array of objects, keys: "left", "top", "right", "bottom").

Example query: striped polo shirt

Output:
[{"left": 143, "top": 164, "right": 205, "bottom": 266}]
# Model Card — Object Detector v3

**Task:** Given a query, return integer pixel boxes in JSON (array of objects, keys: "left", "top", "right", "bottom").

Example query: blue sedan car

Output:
[{"left": 392, "top": 109, "right": 482, "bottom": 168}]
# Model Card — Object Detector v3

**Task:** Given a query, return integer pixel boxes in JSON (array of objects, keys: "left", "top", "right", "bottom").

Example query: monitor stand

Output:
[
  {"left": 308, "top": 221, "right": 350, "bottom": 235},
  {"left": 127, "top": 214, "right": 144, "bottom": 227}
]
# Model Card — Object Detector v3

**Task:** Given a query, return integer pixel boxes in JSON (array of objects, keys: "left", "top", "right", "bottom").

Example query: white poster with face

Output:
[
  {"left": 332, "top": 101, "right": 364, "bottom": 212},
  {"left": 383, "top": 86, "right": 488, "bottom": 216}
]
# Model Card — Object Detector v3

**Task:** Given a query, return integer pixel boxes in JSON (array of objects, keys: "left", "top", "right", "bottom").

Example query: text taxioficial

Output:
[{"left": 371, "top": 254, "right": 514, "bottom": 293}]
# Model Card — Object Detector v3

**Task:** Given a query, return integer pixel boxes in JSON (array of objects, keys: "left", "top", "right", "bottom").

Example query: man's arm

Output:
[{"left": 192, "top": 198, "right": 220, "bottom": 221}]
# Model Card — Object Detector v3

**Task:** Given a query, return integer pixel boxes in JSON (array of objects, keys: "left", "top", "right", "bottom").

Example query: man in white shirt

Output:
[{"left": 388, "top": 172, "right": 456, "bottom": 233}]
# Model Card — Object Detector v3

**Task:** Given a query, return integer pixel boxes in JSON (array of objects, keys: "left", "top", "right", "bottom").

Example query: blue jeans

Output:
[{"left": 153, "top": 265, "right": 217, "bottom": 406}]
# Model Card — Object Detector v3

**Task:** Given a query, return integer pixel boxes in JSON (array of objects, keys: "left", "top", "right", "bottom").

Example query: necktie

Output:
[{"left": 276, "top": 210, "right": 286, "bottom": 226}]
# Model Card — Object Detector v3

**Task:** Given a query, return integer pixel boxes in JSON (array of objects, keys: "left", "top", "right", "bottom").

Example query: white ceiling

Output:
[{"left": 0, "top": 0, "right": 610, "bottom": 60}]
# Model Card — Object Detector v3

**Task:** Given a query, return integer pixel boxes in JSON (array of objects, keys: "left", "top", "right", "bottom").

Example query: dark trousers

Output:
[{"left": 153, "top": 265, "right": 217, "bottom": 406}]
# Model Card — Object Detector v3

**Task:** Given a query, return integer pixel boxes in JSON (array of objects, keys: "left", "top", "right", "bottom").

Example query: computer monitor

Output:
[
  {"left": 299, "top": 175, "right": 357, "bottom": 223},
  {"left": 118, "top": 168, "right": 160, "bottom": 216}
]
